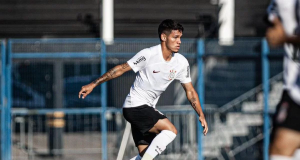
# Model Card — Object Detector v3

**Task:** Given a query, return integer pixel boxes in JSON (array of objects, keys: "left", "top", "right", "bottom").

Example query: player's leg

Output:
[
  {"left": 148, "top": 118, "right": 177, "bottom": 134},
  {"left": 142, "top": 118, "right": 177, "bottom": 160},
  {"left": 269, "top": 128, "right": 300, "bottom": 159},
  {"left": 130, "top": 127, "right": 156, "bottom": 160},
  {"left": 123, "top": 105, "right": 175, "bottom": 160},
  {"left": 270, "top": 91, "right": 300, "bottom": 160}
]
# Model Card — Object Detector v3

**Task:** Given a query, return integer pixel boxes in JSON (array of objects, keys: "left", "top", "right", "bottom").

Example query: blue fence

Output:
[
  {"left": 0, "top": 38, "right": 283, "bottom": 160},
  {"left": 1, "top": 40, "right": 9, "bottom": 160}
]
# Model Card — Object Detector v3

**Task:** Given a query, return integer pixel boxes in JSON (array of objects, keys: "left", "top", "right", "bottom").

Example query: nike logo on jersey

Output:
[{"left": 153, "top": 70, "right": 160, "bottom": 73}]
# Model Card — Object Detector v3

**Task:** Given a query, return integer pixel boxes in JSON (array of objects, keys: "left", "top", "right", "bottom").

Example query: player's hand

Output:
[
  {"left": 199, "top": 116, "right": 208, "bottom": 136},
  {"left": 78, "top": 83, "right": 96, "bottom": 99}
]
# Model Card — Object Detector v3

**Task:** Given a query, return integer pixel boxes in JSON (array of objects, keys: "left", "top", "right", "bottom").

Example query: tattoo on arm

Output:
[
  {"left": 121, "top": 63, "right": 129, "bottom": 69},
  {"left": 190, "top": 98, "right": 197, "bottom": 111},
  {"left": 93, "top": 67, "right": 117, "bottom": 85},
  {"left": 92, "top": 63, "right": 129, "bottom": 86},
  {"left": 190, "top": 97, "right": 202, "bottom": 117},
  {"left": 108, "top": 68, "right": 116, "bottom": 77},
  {"left": 92, "top": 75, "right": 107, "bottom": 85}
]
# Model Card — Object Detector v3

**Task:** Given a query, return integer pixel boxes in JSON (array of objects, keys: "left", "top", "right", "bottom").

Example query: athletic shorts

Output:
[
  {"left": 271, "top": 90, "right": 300, "bottom": 137},
  {"left": 123, "top": 105, "right": 167, "bottom": 146}
]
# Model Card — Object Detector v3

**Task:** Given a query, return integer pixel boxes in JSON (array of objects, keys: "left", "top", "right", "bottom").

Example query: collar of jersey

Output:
[{"left": 158, "top": 44, "right": 175, "bottom": 63}]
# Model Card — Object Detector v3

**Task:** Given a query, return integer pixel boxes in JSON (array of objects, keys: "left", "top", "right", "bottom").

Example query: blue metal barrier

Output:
[
  {"left": 262, "top": 38, "right": 270, "bottom": 160},
  {"left": 197, "top": 39, "right": 205, "bottom": 160},
  {"left": 2, "top": 38, "right": 279, "bottom": 160},
  {"left": 7, "top": 38, "right": 108, "bottom": 160},
  {"left": 6, "top": 40, "right": 12, "bottom": 160},
  {"left": 100, "top": 40, "right": 108, "bottom": 160},
  {"left": 1, "top": 40, "right": 6, "bottom": 160}
]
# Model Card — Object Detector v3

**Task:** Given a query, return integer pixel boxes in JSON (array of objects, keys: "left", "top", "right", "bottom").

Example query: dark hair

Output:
[{"left": 158, "top": 19, "right": 184, "bottom": 41}]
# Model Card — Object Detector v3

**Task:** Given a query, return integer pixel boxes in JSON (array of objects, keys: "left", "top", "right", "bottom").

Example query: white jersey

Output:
[
  {"left": 268, "top": 0, "right": 300, "bottom": 105},
  {"left": 123, "top": 44, "right": 191, "bottom": 108}
]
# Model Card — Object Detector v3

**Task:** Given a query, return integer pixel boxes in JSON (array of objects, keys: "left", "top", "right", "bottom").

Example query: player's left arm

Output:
[
  {"left": 266, "top": 1, "right": 300, "bottom": 48},
  {"left": 266, "top": 17, "right": 286, "bottom": 47},
  {"left": 266, "top": 17, "right": 300, "bottom": 48},
  {"left": 181, "top": 82, "right": 208, "bottom": 135}
]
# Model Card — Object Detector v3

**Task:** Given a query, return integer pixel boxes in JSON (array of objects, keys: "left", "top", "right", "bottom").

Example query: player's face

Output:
[{"left": 165, "top": 30, "right": 182, "bottom": 53}]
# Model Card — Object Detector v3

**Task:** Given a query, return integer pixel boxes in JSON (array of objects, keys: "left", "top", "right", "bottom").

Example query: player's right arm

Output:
[
  {"left": 79, "top": 47, "right": 150, "bottom": 99},
  {"left": 78, "top": 63, "right": 132, "bottom": 99}
]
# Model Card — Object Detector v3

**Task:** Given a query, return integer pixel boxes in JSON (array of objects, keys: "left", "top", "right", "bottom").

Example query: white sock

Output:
[
  {"left": 270, "top": 155, "right": 292, "bottom": 160},
  {"left": 130, "top": 154, "right": 142, "bottom": 160},
  {"left": 141, "top": 130, "right": 176, "bottom": 160}
]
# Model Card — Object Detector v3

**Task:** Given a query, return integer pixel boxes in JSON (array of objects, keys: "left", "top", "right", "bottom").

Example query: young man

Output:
[
  {"left": 266, "top": 1, "right": 300, "bottom": 160},
  {"left": 79, "top": 19, "right": 208, "bottom": 160}
]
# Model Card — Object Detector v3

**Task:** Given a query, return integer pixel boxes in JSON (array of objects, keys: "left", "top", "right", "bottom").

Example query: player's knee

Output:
[
  {"left": 159, "top": 125, "right": 177, "bottom": 134},
  {"left": 155, "top": 119, "right": 177, "bottom": 134},
  {"left": 270, "top": 139, "right": 295, "bottom": 156},
  {"left": 172, "top": 127, "right": 178, "bottom": 135},
  {"left": 166, "top": 125, "right": 177, "bottom": 135},
  {"left": 270, "top": 144, "right": 291, "bottom": 156}
]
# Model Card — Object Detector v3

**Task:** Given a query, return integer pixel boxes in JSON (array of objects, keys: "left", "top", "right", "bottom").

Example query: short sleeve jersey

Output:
[
  {"left": 268, "top": 0, "right": 300, "bottom": 105},
  {"left": 123, "top": 44, "right": 191, "bottom": 108}
]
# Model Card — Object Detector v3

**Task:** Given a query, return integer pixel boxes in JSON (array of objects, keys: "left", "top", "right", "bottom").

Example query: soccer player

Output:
[
  {"left": 79, "top": 19, "right": 208, "bottom": 160},
  {"left": 266, "top": 1, "right": 300, "bottom": 160}
]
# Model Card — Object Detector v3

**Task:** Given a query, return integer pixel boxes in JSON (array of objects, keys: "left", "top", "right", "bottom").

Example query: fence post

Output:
[
  {"left": 101, "top": 40, "right": 108, "bottom": 160},
  {"left": 1, "top": 40, "right": 6, "bottom": 160},
  {"left": 7, "top": 40, "right": 12, "bottom": 160},
  {"left": 262, "top": 38, "right": 269, "bottom": 160},
  {"left": 197, "top": 39, "right": 205, "bottom": 160},
  {"left": 3, "top": 40, "right": 12, "bottom": 160}
]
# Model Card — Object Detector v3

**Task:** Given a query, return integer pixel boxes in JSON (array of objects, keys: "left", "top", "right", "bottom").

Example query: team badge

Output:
[{"left": 168, "top": 70, "right": 176, "bottom": 80}]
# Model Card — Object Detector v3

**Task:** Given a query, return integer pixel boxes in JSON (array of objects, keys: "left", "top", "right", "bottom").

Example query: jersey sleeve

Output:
[
  {"left": 176, "top": 59, "right": 192, "bottom": 84},
  {"left": 267, "top": 0, "right": 279, "bottom": 23},
  {"left": 127, "top": 48, "right": 150, "bottom": 73}
]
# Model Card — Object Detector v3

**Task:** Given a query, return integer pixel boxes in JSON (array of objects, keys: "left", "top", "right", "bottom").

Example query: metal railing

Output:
[
  {"left": 11, "top": 107, "right": 213, "bottom": 160},
  {"left": 0, "top": 38, "right": 283, "bottom": 160}
]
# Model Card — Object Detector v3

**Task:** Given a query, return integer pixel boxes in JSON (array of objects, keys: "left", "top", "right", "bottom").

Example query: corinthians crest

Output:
[{"left": 168, "top": 70, "right": 176, "bottom": 80}]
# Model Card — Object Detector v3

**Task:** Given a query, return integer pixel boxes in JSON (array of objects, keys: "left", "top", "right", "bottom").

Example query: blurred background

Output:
[{"left": 0, "top": 0, "right": 283, "bottom": 160}]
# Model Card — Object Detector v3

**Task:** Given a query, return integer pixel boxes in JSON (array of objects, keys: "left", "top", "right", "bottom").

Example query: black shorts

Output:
[
  {"left": 123, "top": 105, "right": 167, "bottom": 146},
  {"left": 271, "top": 90, "right": 300, "bottom": 137}
]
